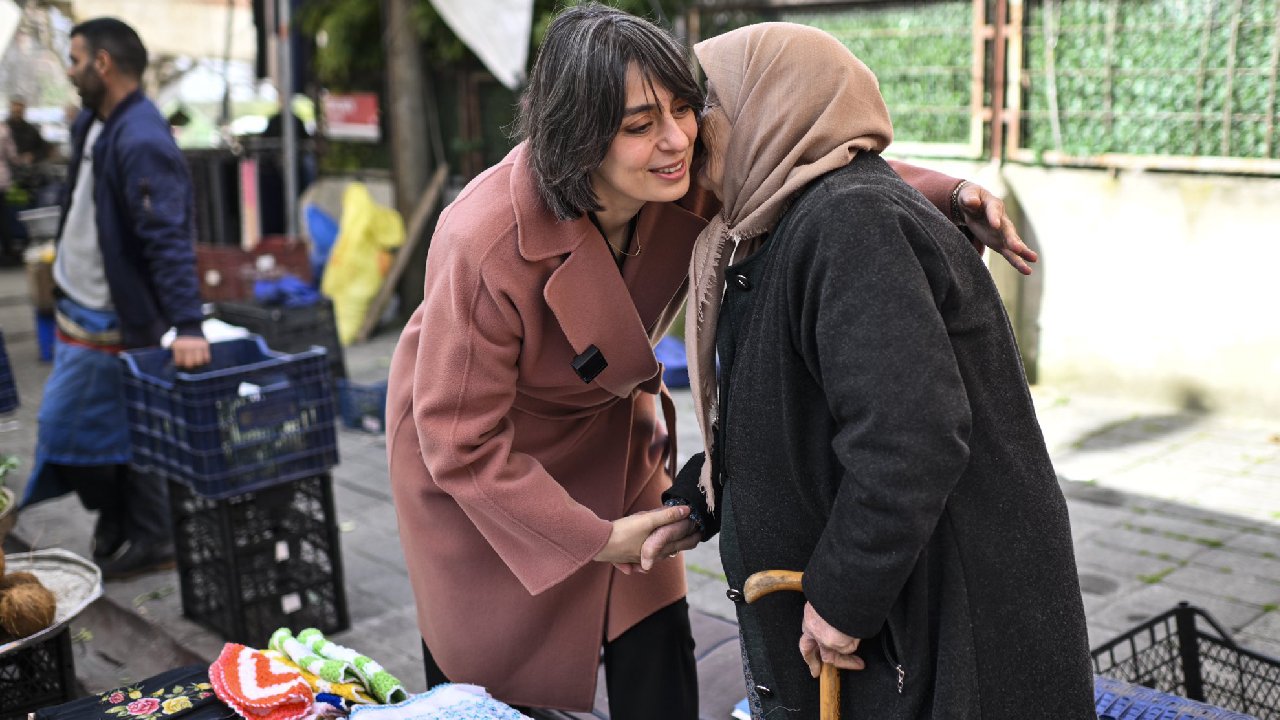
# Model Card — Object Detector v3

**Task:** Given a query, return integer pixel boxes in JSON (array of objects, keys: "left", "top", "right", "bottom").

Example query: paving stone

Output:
[
  {"left": 1088, "top": 525, "right": 1213, "bottom": 563},
  {"left": 1237, "top": 609, "right": 1280, "bottom": 646},
  {"left": 1162, "top": 564, "right": 1280, "bottom": 608},
  {"left": 1087, "top": 583, "right": 1263, "bottom": 635},
  {"left": 695, "top": 634, "right": 749, "bottom": 720},
  {"left": 1191, "top": 547, "right": 1280, "bottom": 582},
  {"left": 1236, "top": 633, "right": 1280, "bottom": 659}
]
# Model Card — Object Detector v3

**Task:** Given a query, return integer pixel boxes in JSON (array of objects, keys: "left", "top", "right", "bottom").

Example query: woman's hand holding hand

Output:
[
  {"left": 594, "top": 505, "right": 690, "bottom": 574},
  {"left": 957, "top": 182, "right": 1038, "bottom": 276},
  {"left": 798, "top": 602, "right": 865, "bottom": 678},
  {"left": 638, "top": 518, "right": 700, "bottom": 572}
]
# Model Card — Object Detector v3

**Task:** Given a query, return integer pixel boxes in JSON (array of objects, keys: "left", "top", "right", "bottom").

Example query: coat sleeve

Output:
[
  {"left": 886, "top": 159, "right": 959, "bottom": 221},
  {"left": 412, "top": 240, "right": 613, "bottom": 596},
  {"left": 793, "top": 189, "right": 973, "bottom": 639},
  {"left": 118, "top": 136, "right": 205, "bottom": 337}
]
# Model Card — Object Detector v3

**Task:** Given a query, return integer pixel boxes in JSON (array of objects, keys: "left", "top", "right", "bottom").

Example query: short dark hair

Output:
[
  {"left": 71, "top": 17, "right": 148, "bottom": 79},
  {"left": 517, "top": 3, "right": 702, "bottom": 220}
]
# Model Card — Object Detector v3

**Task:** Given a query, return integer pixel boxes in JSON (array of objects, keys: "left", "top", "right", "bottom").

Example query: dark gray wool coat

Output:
[{"left": 668, "top": 152, "right": 1096, "bottom": 718}]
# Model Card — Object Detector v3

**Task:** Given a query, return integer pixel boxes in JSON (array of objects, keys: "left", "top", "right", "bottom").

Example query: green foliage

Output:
[
  {"left": 782, "top": 2, "right": 974, "bottom": 146},
  {"left": 1023, "top": 0, "right": 1279, "bottom": 159}
]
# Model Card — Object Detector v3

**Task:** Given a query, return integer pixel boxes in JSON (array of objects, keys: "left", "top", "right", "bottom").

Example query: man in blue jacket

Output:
[{"left": 24, "top": 17, "right": 210, "bottom": 580}]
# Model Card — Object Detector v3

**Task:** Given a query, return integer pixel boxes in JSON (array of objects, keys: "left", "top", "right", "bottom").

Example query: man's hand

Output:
[
  {"left": 957, "top": 182, "right": 1038, "bottom": 276},
  {"left": 594, "top": 505, "right": 690, "bottom": 574},
  {"left": 798, "top": 602, "right": 865, "bottom": 678},
  {"left": 638, "top": 517, "right": 700, "bottom": 572},
  {"left": 171, "top": 336, "right": 211, "bottom": 369}
]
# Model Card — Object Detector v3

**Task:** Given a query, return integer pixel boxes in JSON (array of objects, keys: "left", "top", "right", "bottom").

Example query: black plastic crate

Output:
[
  {"left": 0, "top": 330, "right": 18, "bottom": 414},
  {"left": 214, "top": 299, "right": 346, "bottom": 380},
  {"left": 0, "top": 627, "right": 76, "bottom": 719},
  {"left": 337, "top": 379, "right": 387, "bottom": 433},
  {"left": 1092, "top": 602, "right": 1280, "bottom": 719},
  {"left": 169, "top": 474, "right": 349, "bottom": 646},
  {"left": 122, "top": 336, "right": 339, "bottom": 499}
]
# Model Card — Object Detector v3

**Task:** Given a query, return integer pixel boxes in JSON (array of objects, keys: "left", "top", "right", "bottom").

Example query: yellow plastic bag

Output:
[{"left": 321, "top": 183, "right": 405, "bottom": 345}]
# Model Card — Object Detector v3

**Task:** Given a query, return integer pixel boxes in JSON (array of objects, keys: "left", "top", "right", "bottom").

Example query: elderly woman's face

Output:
[{"left": 590, "top": 64, "right": 698, "bottom": 214}]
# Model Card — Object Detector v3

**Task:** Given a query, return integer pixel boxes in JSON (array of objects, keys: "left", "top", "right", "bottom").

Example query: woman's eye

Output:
[
  {"left": 672, "top": 104, "right": 693, "bottom": 117},
  {"left": 625, "top": 123, "right": 652, "bottom": 135}
]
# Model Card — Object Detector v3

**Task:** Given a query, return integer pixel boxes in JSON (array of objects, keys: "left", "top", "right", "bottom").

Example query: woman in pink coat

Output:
[{"left": 385, "top": 3, "right": 1035, "bottom": 715}]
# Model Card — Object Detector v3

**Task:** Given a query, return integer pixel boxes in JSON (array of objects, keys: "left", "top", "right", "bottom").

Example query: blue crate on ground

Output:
[
  {"left": 0, "top": 330, "right": 17, "bottom": 414},
  {"left": 336, "top": 378, "right": 387, "bottom": 433},
  {"left": 121, "top": 336, "right": 339, "bottom": 499}
]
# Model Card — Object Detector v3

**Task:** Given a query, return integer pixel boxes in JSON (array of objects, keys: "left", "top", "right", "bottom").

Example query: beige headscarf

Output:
[{"left": 686, "top": 23, "right": 893, "bottom": 509}]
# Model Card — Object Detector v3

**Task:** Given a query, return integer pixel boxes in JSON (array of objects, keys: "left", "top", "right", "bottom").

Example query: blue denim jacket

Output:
[{"left": 60, "top": 93, "right": 204, "bottom": 349}]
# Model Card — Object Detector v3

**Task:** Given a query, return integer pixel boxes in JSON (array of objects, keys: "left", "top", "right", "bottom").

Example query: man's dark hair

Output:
[
  {"left": 71, "top": 17, "right": 148, "bottom": 79},
  {"left": 516, "top": 3, "right": 702, "bottom": 220}
]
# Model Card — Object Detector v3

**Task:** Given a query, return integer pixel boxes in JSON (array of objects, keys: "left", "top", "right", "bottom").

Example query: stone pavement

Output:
[{"left": 0, "top": 263, "right": 1277, "bottom": 719}]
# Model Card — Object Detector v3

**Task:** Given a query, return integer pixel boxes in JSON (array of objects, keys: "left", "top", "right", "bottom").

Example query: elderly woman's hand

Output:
[
  {"left": 594, "top": 504, "right": 691, "bottom": 574},
  {"left": 956, "top": 181, "right": 1038, "bottom": 276}
]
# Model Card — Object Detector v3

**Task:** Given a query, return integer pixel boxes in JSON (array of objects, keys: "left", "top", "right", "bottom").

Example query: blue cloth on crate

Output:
[
  {"left": 305, "top": 204, "right": 339, "bottom": 287},
  {"left": 654, "top": 335, "right": 689, "bottom": 388},
  {"left": 254, "top": 274, "right": 322, "bottom": 307},
  {"left": 22, "top": 298, "right": 132, "bottom": 507}
]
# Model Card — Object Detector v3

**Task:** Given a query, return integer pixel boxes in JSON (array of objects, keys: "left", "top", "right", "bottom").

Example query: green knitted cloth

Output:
[{"left": 269, "top": 628, "right": 407, "bottom": 704}]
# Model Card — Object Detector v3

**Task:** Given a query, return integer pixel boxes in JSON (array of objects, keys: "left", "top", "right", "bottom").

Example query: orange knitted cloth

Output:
[{"left": 209, "top": 643, "right": 314, "bottom": 720}]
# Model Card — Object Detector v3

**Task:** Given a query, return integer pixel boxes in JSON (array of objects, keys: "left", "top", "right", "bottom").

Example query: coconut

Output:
[
  {"left": 0, "top": 572, "right": 40, "bottom": 592},
  {"left": 0, "top": 582, "right": 57, "bottom": 638}
]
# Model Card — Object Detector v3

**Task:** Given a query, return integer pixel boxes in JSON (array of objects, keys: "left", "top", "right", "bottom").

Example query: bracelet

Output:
[
  {"left": 663, "top": 497, "right": 706, "bottom": 536},
  {"left": 949, "top": 180, "right": 970, "bottom": 226}
]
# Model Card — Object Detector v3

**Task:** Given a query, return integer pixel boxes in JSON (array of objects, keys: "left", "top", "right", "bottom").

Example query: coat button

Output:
[
  {"left": 733, "top": 274, "right": 751, "bottom": 290},
  {"left": 755, "top": 684, "right": 774, "bottom": 699},
  {"left": 726, "top": 588, "right": 744, "bottom": 603}
]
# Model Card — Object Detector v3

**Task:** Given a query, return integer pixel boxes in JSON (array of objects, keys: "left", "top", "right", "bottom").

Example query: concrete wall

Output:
[{"left": 897, "top": 157, "right": 1280, "bottom": 417}]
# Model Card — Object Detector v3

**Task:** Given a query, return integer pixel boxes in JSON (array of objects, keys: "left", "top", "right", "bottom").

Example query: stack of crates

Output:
[
  {"left": 121, "top": 336, "right": 347, "bottom": 645},
  {"left": 1092, "top": 602, "right": 1280, "bottom": 719},
  {"left": 0, "top": 330, "right": 17, "bottom": 414}
]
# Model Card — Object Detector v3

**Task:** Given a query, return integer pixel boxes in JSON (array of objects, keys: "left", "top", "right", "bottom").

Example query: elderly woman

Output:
[
  {"left": 657, "top": 22, "right": 1096, "bottom": 719},
  {"left": 386, "top": 5, "right": 1034, "bottom": 716}
]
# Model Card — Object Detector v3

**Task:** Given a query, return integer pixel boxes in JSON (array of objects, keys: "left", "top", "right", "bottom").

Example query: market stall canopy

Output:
[
  {"left": 428, "top": 0, "right": 532, "bottom": 89},
  {"left": 64, "top": 0, "right": 255, "bottom": 63}
]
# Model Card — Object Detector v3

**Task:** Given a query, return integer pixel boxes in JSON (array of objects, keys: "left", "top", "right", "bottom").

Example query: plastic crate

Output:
[
  {"left": 1092, "top": 602, "right": 1280, "bottom": 719},
  {"left": 214, "top": 298, "right": 346, "bottom": 380},
  {"left": 0, "top": 627, "right": 76, "bottom": 719},
  {"left": 337, "top": 379, "right": 387, "bottom": 433},
  {"left": 1095, "top": 676, "right": 1256, "bottom": 719},
  {"left": 121, "top": 336, "right": 339, "bottom": 499},
  {"left": 169, "top": 474, "right": 349, "bottom": 646},
  {"left": 0, "top": 330, "right": 18, "bottom": 414}
]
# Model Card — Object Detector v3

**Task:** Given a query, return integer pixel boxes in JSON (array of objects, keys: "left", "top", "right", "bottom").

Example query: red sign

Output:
[{"left": 323, "top": 92, "right": 380, "bottom": 141}]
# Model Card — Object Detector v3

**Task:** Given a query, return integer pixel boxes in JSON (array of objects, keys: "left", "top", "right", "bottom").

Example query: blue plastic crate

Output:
[
  {"left": 336, "top": 379, "right": 387, "bottom": 434},
  {"left": 121, "top": 336, "right": 339, "bottom": 499},
  {"left": 0, "top": 329, "right": 18, "bottom": 414},
  {"left": 655, "top": 336, "right": 688, "bottom": 388},
  {"left": 1095, "top": 676, "right": 1256, "bottom": 719}
]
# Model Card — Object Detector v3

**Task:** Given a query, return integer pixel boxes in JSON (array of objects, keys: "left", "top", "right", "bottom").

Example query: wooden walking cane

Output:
[{"left": 743, "top": 570, "right": 840, "bottom": 720}]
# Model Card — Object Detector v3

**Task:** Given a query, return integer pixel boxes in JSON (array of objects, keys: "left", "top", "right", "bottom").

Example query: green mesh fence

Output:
[
  {"left": 781, "top": 2, "right": 977, "bottom": 147},
  {"left": 1022, "top": 0, "right": 1280, "bottom": 160}
]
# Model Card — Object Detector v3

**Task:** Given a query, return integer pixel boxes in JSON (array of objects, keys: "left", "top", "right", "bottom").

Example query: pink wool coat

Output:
[{"left": 386, "top": 142, "right": 714, "bottom": 710}]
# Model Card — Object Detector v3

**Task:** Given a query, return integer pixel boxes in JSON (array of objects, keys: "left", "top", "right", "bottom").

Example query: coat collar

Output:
[{"left": 508, "top": 143, "right": 707, "bottom": 397}]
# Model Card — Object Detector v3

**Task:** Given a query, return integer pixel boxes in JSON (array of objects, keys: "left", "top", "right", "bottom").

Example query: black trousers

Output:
[
  {"left": 423, "top": 597, "right": 698, "bottom": 719},
  {"left": 50, "top": 463, "right": 173, "bottom": 546}
]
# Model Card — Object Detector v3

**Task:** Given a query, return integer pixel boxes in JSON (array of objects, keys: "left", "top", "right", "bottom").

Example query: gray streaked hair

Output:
[{"left": 517, "top": 3, "right": 702, "bottom": 220}]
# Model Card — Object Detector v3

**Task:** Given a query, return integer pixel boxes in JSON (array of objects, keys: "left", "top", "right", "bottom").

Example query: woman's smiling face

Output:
[{"left": 590, "top": 63, "right": 698, "bottom": 217}]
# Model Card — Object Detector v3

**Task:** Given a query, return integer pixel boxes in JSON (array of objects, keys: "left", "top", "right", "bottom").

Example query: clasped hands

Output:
[{"left": 593, "top": 505, "right": 702, "bottom": 575}]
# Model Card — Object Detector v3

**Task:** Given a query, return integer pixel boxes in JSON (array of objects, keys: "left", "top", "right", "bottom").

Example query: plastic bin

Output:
[
  {"left": 121, "top": 336, "right": 339, "bottom": 499},
  {"left": 214, "top": 298, "right": 346, "bottom": 380},
  {"left": 337, "top": 379, "right": 387, "bottom": 433},
  {"left": 1092, "top": 602, "right": 1280, "bottom": 719},
  {"left": 169, "top": 474, "right": 348, "bottom": 645},
  {"left": 0, "top": 628, "right": 76, "bottom": 720},
  {"left": 0, "top": 330, "right": 17, "bottom": 414},
  {"left": 34, "top": 311, "right": 54, "bottom": 363}
]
